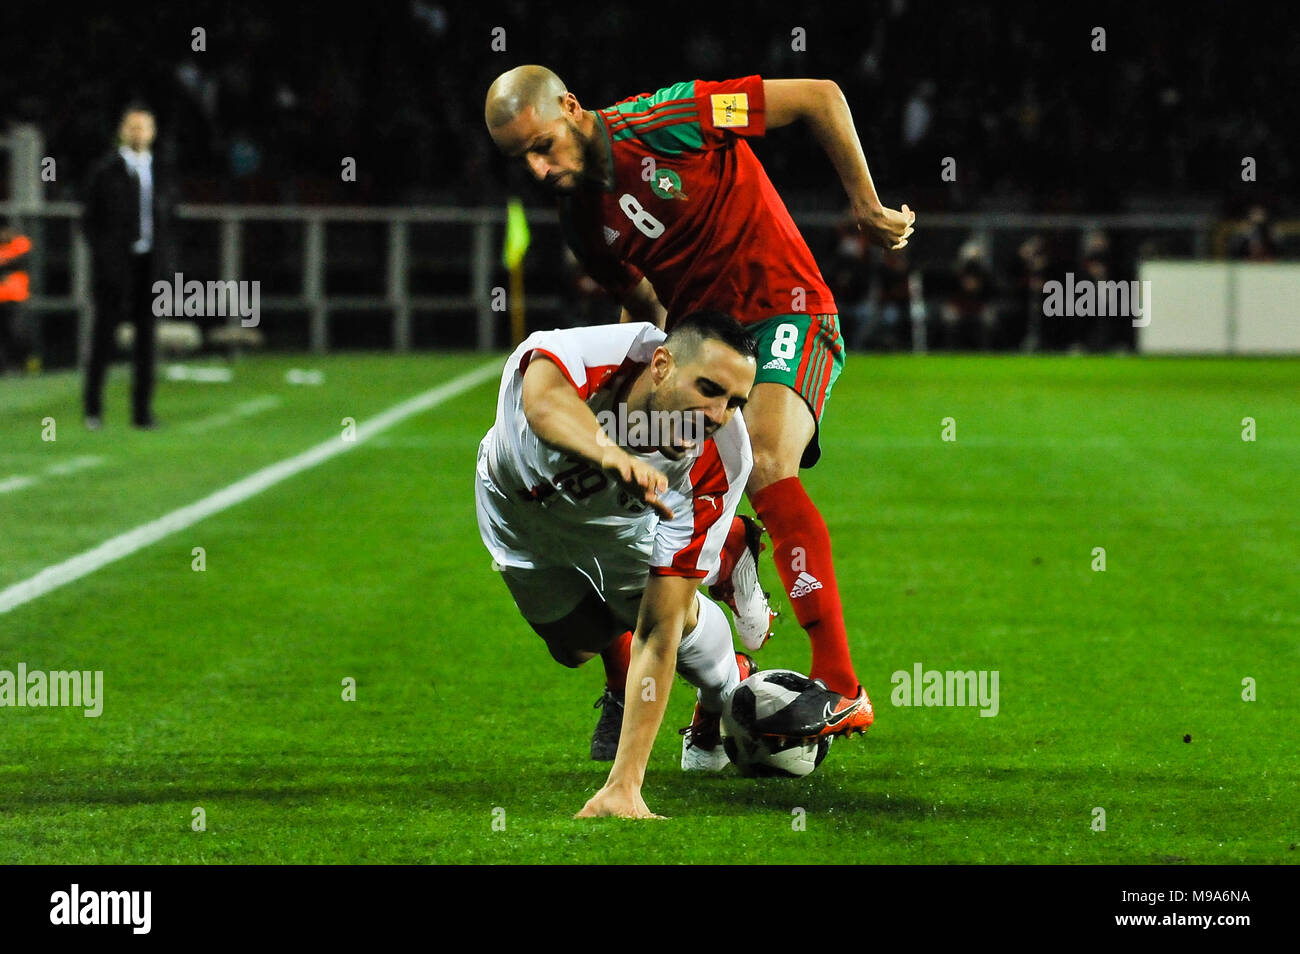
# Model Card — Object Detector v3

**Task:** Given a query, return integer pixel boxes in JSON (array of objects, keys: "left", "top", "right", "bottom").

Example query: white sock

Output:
[{"left": 676, "top": 593, "right": 740, "bottom": 713}]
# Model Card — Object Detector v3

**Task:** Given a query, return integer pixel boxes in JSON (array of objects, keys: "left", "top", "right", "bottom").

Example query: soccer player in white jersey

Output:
[{"left": 476, "top": 311, "right": 841, "bottom": 818}]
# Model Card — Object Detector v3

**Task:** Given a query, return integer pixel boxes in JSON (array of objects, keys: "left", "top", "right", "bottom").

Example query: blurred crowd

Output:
[
  {"left": 559, "top": 204, "right": 1288, "bottom": 353},
  {"left": 2, "top": 1, "right": 1295, "bottom": 363},
  {"left": 4, "top": 2, "right": 1294, "bottom": 212},
  {"left": 824, "top": 226, "right": 1135, "bottom": 352}
]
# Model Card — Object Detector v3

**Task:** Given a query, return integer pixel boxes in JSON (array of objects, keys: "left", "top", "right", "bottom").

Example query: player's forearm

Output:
[
  {"left": 522, "top": 361, "right": 615, "bottom": 469},
  {"left": 526, "top": 390, "right": 611, "bottom": 468},
  {"left": 619, "top": 277, "right": 667, "bottom": 328},
  {"left": 619, "top": 304, "right": 665, "bottom": 327},
  {"left": 805, "top": 82, "right": 884, "bottom": 212},
  {"left": 603, "top": 624, "right": 682, "bottom": 792}
]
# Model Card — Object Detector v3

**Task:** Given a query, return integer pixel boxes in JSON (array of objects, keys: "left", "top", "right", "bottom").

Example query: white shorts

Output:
[{"left": 475, "top": 447, "right": 654, "bottom": 629}]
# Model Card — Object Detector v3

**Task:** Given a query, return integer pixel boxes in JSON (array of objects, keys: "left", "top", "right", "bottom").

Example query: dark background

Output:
[
  {"left": 0, "top": 0, "right": 1296, "bottom": 360},
  {"left": 3, "top": 0, "right": 1294, "bottom": 212}
]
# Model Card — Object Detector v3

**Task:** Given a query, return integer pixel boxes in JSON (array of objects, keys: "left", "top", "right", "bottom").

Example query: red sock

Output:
[
  {"left": 601, "top": 630, "right": 632, "bottom": 693},
  {"left": 751, "top": 477, "right": 859, "bottom": 697},
  {"left": 710, "top": 516, "right": 749, "bottom": 599}
]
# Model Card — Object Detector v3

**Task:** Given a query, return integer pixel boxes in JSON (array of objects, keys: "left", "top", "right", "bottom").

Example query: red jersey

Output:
[{"left": 557, "top": 75, "right": 837, "bottom": 328}]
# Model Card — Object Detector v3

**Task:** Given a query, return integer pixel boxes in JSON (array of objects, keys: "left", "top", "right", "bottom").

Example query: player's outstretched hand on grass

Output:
[
  {"left": 854, "top": 201, "right": 916, "bottom": 250},
  {"left": 600, "top": 447, "right": 674, "bottom": 521},
  {"left": 575, "top": 783, "right": 665, "bottom": 820}
]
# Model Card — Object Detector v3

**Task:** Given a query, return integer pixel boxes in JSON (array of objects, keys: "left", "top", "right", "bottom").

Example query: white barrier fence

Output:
[{"left": 1138, "top": 262, "right": 1300, "bottom": 354}]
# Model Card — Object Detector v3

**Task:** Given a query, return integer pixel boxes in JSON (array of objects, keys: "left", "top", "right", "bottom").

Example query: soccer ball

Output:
[{"left": 721, "top": 669, "right": 833, "bottom": 778}]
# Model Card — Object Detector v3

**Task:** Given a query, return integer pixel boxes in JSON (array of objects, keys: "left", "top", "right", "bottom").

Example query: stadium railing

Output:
[{"left": 0, "top": 201, "right": 1219, "bottom": 362}]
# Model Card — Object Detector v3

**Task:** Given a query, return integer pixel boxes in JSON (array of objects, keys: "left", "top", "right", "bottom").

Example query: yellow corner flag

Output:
[
  {"left": 502, "top": 199, "right": 530, "bottom": 346},
  {"left": 502, "top": 198, "right": 530, "bottom": 269}
]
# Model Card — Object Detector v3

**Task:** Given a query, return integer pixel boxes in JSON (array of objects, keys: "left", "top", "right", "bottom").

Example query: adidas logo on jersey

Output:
[
  {"left": 603, "top": 226, "right": 621, "bottom": 246},
  {"left": 789, "top": 571, "right": 823, "bottom": 599},
  {"left": 762, "top": 357, "right": 792, "bottom": 372}
]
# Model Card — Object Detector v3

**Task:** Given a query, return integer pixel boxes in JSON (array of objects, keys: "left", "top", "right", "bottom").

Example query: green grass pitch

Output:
[{"left": 0, "top": 352, "right": 1295, "bottom": 864}]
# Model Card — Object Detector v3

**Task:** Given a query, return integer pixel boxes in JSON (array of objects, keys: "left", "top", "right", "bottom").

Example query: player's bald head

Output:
[
  {"left": 486, "top": 67, "right": 597, "bottom": 193},
  {"left": 485, "top": 65, "right": 569, "bottom": 129}
]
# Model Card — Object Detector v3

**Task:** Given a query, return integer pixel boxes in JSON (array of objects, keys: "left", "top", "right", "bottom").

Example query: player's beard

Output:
[
  {"left": 548, "top": 117, "right": 603, "bottom": 193},
  {"left": 647, "top": 390, "right": 703, "bottom": 461}
]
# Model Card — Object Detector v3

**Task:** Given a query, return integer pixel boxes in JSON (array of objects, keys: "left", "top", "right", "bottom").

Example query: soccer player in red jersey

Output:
[{"left": 485, "top": 66, "right": 913, "bottom": 739}]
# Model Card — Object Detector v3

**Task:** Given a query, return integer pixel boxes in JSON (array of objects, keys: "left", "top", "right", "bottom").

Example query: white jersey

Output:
[{"left": 478, "top": 322, "right": 752, "bottom": 581}]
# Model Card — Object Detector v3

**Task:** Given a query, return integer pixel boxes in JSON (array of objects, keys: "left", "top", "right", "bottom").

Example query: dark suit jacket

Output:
[{"left": 82, "top": 151, "right": 178, "bottom": 288}]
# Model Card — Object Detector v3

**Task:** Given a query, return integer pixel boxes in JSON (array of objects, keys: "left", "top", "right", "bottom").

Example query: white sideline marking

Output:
[
  {"left": 0, "top": 456, "right": 105, "bottom": 496},
  {"left": 165, "top": 364, "right": 234, "bottom": 383},
  {"left": 184, "top": 395, "right": 283, "bottom": 434},
  {"left": 0, "top": 476, "right": 37, "bottom": 495},
  {"left": 43, "top": 455, "right": 105, "bottom": 477},
  {"left": 0, "top": 361, "right": 501, "bottom": 615}
]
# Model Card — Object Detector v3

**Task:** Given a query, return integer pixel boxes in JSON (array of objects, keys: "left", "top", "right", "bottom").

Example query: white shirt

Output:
[
  {"left": 481, "top": 322, "right": 752, "bottom": 580},
  {"left": 119, "top": 146, "right": 153, "bottom": 254}
]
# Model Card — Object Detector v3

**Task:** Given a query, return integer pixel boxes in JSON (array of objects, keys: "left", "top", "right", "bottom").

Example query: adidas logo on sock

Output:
[
  {"left": 789, "top": 571, "right": 823, "bottom": 599},
  {"left": 762, "top": 357, "right": 792, "bottom": 372}
]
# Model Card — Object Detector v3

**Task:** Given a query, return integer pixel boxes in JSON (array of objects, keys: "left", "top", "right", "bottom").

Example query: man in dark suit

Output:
[{"left": 82, "top": 104, "right": 176, "bottom": 429}]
